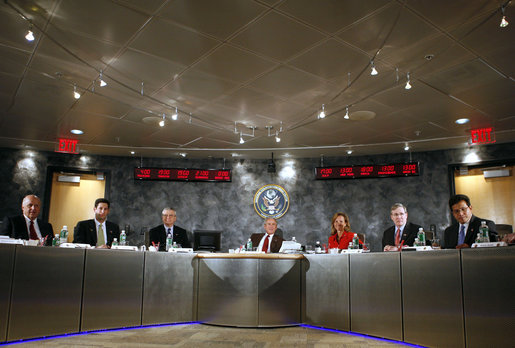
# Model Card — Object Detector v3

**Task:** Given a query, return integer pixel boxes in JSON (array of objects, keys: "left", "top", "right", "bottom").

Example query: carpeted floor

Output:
[{"left": 2, "top": 324, "right": 422, "bottom": 347}]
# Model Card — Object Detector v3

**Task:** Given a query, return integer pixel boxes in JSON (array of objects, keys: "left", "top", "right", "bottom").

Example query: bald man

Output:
[{"left": 1, "top": 194, "right": 54, "bottom": 246}]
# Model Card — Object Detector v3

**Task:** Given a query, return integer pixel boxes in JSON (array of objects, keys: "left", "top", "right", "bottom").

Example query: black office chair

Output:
[{"left": 496, "top": 224, "right": 513, "bottom": 239}]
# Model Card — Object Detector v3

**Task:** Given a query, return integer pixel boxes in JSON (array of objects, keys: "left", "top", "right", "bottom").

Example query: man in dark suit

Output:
[
  {"left": 1, "top": 194, "right": 54, "bottom": 246},
  {"left": 444, "top": 194, "right": 497, "bottom": 249},
  {"left": 73, "top": 198, "right": 120, "bottom": 248},
  {"left": 149, "top": 207, "right": 191, "bottom": 251},
  {"left": 382, "top": 203, "right": 421, "bottom": 251},
  {"left": 249, "top": 218, "right": 284, "bottom": 253}
]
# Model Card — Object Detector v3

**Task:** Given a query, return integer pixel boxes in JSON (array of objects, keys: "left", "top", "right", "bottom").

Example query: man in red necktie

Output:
[
  {"left": 249, "top": 218, "right": 284, "bottom": 253},
  {"left": 382, "top": 203, "right": 421, "bottom": 252},
  {"left": 1, "top": 194, "right": 54, "bottom": 245}
]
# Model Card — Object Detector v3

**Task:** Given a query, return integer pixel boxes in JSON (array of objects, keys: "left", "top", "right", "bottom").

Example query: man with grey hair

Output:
[
  {"left": 1, "top": 194, "right": 54, "bottom": 245},
  {"left": 382, "top": 203, "right": 421, "bottom": 251},
  {"left": 149, "top": 207, "right": 190, "bottom": 251}
]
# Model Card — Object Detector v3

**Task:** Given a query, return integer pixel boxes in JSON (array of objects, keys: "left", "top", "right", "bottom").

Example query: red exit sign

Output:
[
  {"left": 470, "top": 127, "right": 495, "bottom": 145},
  {"left": 56, "top": 138, "right": 79, "bottom": 154}
]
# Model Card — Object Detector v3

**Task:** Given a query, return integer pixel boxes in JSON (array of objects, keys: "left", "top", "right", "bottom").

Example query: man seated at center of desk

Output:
[
  {"left": 249, "top": 218, "right": 284, "bottom": 253},
  {"left": 149, "top": 207, "right": 191, "bottom": 251}
]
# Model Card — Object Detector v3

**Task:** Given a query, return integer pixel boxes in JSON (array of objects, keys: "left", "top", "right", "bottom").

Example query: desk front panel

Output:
[
  {"left": 0, "top": 245, "right": 15, "bottom": 342},
  {"left": 461, "top": 247, "right": 515, "bottom": 348},
  {"left": 7, "top": 246, "right": 85, "bottom": 341},
  {"left": 303, "top": 254, "right": 350, "bottom": 331},
  {"left": 198, "top": 258, "right": 259, "bottom": 326},
  {"left": 142, "top": 252, "right": 197, "bottom": 325},
  {"left": 258, "top": 259, "right": 301, "bottom": 326},
  {"left": 402, "top": 250, "right": 464, "bottom": 348},
  {"left": 81, "top": 249, "right": 144, "bottom": 331},
  {"left": 350, "top": 252, "right": 402, "bottom": 341}
]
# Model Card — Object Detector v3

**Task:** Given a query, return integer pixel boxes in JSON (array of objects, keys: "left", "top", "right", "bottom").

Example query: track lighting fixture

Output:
[
  {"left": 73, "top": 85, "right": 80, "bottom": 99},
  {"left": 318, "top": 104, "right": 326, "bottom": 119},
  {"left": 405, "top": 72, "right": 412, "bottom": 90},
  {"left": 275, "top": 131, "right": 281, "bottom": 143},
  {"left": 159, "top": 113, "right": 165, "bottom": 127},
  {"left": 404, "top": 143, "right": 410, "bottom": 151},
  {"left": 25, "top": 26, "right": 34, "bottom": 42},
  {"left": 239, "top": 132, "right": 244, "bottom": 144},
  {"left": 99, "top": 70, "right": 107, "bottom": 87},
  {"left": 370, "top": 60, "right": 378, "bottom": 75},
  {"left": 267, "top": 152, "right": 276, "bottom": 173},
  {"left": 172, "top": 107, "right": 178, "bottom": 120},
  {"left": 344, "top": 107, "right": 350, "bottom": 120},
  {"left": 500, "top": 4, "right": 509, "bottom": 27}
]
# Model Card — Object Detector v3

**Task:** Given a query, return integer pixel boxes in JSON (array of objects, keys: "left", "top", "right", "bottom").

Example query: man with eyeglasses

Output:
[
  {"left": 444, "top": 194, "right": 497, "bottom": 249},
  {"left": 382, "top": 203, "right": 422, "bottom": 251},
  {"left": 149, "top": 207, "right": 191, "bottom": 251}
]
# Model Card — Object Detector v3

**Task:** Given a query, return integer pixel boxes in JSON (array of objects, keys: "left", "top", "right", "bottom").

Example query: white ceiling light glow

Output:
[{"left": 455, "top": 118, "right": 470, "bottom": 125}]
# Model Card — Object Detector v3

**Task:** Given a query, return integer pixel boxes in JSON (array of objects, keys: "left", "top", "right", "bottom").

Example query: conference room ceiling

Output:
[{"left": 0, "top": 0, "right": 513, "bottom": 159}]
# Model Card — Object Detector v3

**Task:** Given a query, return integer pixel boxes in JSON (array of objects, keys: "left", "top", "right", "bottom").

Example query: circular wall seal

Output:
[{"left": 253, "top": 184, "right": 290, "bottom": 219}]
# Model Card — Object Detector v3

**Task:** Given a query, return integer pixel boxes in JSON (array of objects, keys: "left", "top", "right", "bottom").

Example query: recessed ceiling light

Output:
[
  {"left": 455, "top": 118, "right": 470, "bottom": 125},
  {"left": 347, "top": 150, "right": 353, "bottom": 155},
  {"left": 130, "top": 151, "right": 135, "bottom": 155},
  {"left": 179, "top": 153, "right": 187, "bottom": 157},
  {"left": 70, "top": 129, "right": 83, "bottom": 135}
]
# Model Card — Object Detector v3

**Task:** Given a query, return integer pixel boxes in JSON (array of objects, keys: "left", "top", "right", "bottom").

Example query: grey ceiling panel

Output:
[
  {"left": 159, "top": 0, "right": 267, "bottom": 40},
  {"left": 0, "top": 0, "right": 512, "bottom": 158}
]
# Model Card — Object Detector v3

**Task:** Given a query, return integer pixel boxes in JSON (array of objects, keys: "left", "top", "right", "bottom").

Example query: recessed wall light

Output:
[{"left": 455, "top": 118, "right": 470, "bottom": 125}]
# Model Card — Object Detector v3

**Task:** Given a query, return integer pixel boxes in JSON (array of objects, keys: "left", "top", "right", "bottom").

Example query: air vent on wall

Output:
[
  {"left": 57, "top": 175, "right": 80, "bottom": 183},
  {"left": 483, "top": 169, "right": 510, "bottom": 178}
]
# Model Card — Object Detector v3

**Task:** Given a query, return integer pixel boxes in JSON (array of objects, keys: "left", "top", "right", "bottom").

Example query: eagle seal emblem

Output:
[{"left": 253, "top": 184, "right": 289, "bottom": 219}]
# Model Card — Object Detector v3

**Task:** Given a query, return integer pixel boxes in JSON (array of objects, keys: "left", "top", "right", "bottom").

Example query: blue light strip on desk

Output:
[
  {"left": 0, "top": 321, "right": 201, "bottom": 346},
  {"left": 300, "top": 324, "right": 425, "bottom": 347}
]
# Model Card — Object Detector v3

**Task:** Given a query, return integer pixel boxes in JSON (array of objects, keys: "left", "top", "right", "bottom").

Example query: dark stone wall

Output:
[{"left": 1, "top": 142, "right": 514, "bottom": 251}]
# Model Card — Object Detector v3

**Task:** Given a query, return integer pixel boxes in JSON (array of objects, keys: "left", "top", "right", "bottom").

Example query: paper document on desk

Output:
[{"left": 279, "top": 241, "right": 302, "bottom": 253}]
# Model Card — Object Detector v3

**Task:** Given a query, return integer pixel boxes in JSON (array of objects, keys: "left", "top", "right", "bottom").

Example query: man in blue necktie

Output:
[{"left": 443, "top": 194, "right": 497, "bottom": 249}]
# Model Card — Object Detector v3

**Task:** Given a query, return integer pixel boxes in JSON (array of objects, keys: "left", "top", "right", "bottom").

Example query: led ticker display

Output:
[
  {"left": 134, "top": 168, "right": 231, "bottom": 182},
  {"left": 315, "top": 163, "right": 419, "bottom": 180}
]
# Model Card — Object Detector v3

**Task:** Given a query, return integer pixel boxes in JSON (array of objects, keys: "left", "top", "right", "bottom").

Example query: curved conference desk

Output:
[{"left": 0, "top": 245, "right": 513, "bottom": 348}]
